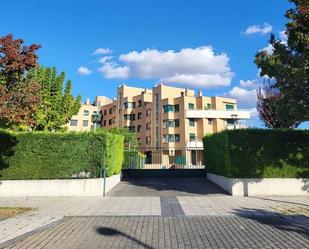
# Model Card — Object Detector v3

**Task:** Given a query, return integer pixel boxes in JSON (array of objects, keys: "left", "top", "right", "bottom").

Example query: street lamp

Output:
[{"left": 231, "top": 114, "right": 238, "bottom": 129}]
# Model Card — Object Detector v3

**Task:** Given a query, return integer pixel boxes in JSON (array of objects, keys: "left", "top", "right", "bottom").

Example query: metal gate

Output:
[{"left": 122, "top": 147, "right": 206, "bottom": 177}]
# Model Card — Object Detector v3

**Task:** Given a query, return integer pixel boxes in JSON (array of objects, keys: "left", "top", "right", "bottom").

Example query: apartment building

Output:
[
  {"left": 67, "top": 96, "right": 112, "bottom": 131},
  {"left": 68, "top": 84, "right": 250, "bottom": 167}
]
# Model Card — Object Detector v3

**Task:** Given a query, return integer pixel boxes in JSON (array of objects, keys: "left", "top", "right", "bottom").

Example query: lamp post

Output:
[{"left": 231, "top": 114, "right": 238, "bottom": 129}]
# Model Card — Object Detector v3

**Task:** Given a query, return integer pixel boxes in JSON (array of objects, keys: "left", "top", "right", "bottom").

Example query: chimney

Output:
[
  {"left": 85, "top": 98, "right": 90, "bottom": 105},
  {"left": 198, "top": 90, "right": 203, "bottom": 97}
]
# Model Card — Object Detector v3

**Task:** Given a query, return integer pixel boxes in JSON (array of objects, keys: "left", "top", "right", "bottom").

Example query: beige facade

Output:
[
  {"left": 67, "top": 96, "right": 112, "bottom": 132},
  {"left": 68, "top": 84, "right": 250, "bottom": 167}
]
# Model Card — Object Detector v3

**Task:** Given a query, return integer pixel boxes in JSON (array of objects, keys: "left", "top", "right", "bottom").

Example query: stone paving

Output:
[
  {"left": 0, "top": 178, "right": 308, "bottom": 248},
  {"left": 1, "top": 216, "right": 309, "bottom": 249}
]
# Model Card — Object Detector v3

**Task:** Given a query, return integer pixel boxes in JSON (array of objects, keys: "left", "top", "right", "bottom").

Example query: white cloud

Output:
[
  {"left": 279, "top": 30, "right": 288, "bottom": 42},
  {"left": 225, "top": 86, "right": 257, "bottom": 109},
  {"left": 244, "top": 23, "right": 273, "bottom": 35},
  {"left": 77, "top": 66, "right": 92, "bottom": 76},
  {"left": 98, "top": 56, "right": 114, "bottom": 64},
  {"left": 98, "top": 62, "right": 130, "bottom": 79},
  {"left": 239, "top": 79, "right": 258, "bottom": 89},
  {"left": 98, "top": 46, "right": 234, "bottom": 88},
  {"left": 92, "top": 48, "right": 113, "bottom": 55}
]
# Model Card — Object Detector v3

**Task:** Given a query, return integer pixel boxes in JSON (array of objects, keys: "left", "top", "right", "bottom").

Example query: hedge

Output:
[
  {"left": 203, "top": 129, "right": 309, "bottom": 178},
  {"left": 0, "top": 130, "right": 124, "bottom": 179}
]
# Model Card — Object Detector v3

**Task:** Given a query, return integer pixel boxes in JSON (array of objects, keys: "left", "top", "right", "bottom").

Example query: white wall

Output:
[
  {"left": 207, "top": 173, "right": 309, "bottom": 196},
  {"left": 0, "top": 174, "right": 121, "bottom": 197}
]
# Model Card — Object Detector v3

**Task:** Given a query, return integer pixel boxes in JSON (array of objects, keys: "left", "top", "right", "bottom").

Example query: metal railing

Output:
[{"left": 123, "top": 146, "right": 205, "bottom": 170}]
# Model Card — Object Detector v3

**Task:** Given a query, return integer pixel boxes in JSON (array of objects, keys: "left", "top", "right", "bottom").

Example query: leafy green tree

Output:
[
  {"left": 257, "top": 80, "right": 300, "bottom": 128},
  {"left": 0, "top": 34, "right": 41, "bottom": 129},
  {"left": 27, "top": 67, "right": 81, "bottom": 131},
  {"left": 255, "top": 0, "right": 309, "bottom": 123},
  {"left": 107, "top": 128, "right": 139, "bottom": 148}
]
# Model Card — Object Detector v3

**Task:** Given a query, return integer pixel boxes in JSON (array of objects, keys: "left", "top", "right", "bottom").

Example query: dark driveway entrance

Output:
[{"left": 108, "top": 177, "right": 228, "bottom": 196}]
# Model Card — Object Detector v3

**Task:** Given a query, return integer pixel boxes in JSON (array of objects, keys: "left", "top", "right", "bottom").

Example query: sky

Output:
[{"left": 2, "top": 0, "right": 307, "bottom": 128}]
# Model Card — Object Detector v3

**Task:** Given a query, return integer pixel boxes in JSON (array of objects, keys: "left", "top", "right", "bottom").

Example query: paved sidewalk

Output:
[
  {"left": 2, "top": 216, "right": 309, "bottom": 249},
  {"left": 0, "top": 195, "right": 308, "bottom": 247}
]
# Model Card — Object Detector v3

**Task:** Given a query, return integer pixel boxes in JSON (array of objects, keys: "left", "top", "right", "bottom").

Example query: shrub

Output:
[
  {"left": 0, "top": 130, "right": 124, "bottom": 179},
  {"left": 203, "top": 129, "right": 309, "bottom": 178}
]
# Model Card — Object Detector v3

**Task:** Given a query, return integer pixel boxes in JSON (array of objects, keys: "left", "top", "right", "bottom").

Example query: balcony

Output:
[
  {"left": 186, "top": 140, "right": 204, "bottom": 150},
  {"left": 226, "top": 124, "right": 248, "bottom": 130},
  {"left": 185, "top": 109, "right": 250, "bottom": 119}
]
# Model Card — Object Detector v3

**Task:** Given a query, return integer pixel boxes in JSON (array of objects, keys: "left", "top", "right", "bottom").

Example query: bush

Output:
[
  {"left": 0, "top": 130, "right": 124, "bottom": 179},
  {"left": 203, "top": 129, "right": 309, "bottom": 178}
]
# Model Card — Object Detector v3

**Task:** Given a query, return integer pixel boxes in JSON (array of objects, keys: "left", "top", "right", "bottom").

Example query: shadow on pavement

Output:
[
  {"left": 96, "top": 227, "right": 154, "bottom": 249},
  {"left": 232, "top": 207, "right": 309, "bottom": 237},
  {"left": 108, "top": 177, "right": 228, "bottom": 196}
]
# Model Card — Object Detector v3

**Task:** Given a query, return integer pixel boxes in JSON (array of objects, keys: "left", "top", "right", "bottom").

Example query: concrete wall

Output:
[
  {"left": 0, "top": 174, "right": 121, "bottom": 197},
  {"left": 207, "top": 173, "right": 309, "bottom": 196}
]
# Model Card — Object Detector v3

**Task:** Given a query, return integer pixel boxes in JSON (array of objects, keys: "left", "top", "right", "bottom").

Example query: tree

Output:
[
  {"left": 255, "top": 0, "right": 309, "bottom": 123},
  {"left": 27, "top": 67, "right": 81, "bottom": 131},
  {"left": 107, "top": 128, "right": 139, "bottom": 148},
  {"left": 0, "top": 34, "right": 41, "bottom": 129},
  {"left": 257, "top": 80, "right": 300, "bottom": 128}
]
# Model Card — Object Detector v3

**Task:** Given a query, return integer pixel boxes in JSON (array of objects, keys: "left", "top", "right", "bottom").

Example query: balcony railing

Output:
[
  {"left": 186, "top": 139, "right": 203, "bottom": 150},
  {"left": 185, "top": 109, "right": 250, "bottom": 119}
]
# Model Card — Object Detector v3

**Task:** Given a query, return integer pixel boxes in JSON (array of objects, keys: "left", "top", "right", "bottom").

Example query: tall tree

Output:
[
  {"left": 0, "top": 34, "right": 41, "bottom": 129},
  {"left": 27, "top": 67, "right": 81, "bottom": 131},
  {"left": 257, "top": 80, "right": 300, "bottom": 128},
  {"left": 255, "top": 0, "right": 309, "bottom": 123}
]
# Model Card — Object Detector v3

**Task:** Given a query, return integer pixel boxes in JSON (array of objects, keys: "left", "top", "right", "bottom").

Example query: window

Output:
[
  {"left": 103, "top": 120, "right": 106, "bottom": 126},
  {"left": 155, "top": 94, "right": 159, "bottom": 112},
  {"left": 130, "top": 126, "right": 135, "bottom": 132},
  {"left": 189, "top": 133, "right": 196, "bottom": 141},
  {"left": 109, "top": 119, "right": 112, "bottom": 125},
  {"left": 146, "top": 109, "right": 151, "bottom": 117},
  {"left": 208, "top": 118, "right": 213, "bottom": 125},
  {"left": 138, "top": 100, "right": 142, "bottom": 107},
  {"left": 175, "top": 134, "right": 180, "bottom": 142},
  {"left": 83, "top": 110, "right": 89, "bottom": 116},
  {"left": 163, "top": 119, "right": 180, "bottom": 128},
  {"left": 124, "top": 102, "right": 133, "bottom": 109},
  {"left": 103, "top": 110, "right": 107, "bottom": 115},
  {"left": 70, "top": 120, "right": 78, "bottom": 126},
  {"left": 163, "top": 105, "right": 174, "bottom": 113},
  {"left": 146, "top": 122, "right": 151, "bottom": 130},
  {"left": 132, "top": 102, "right": 136, "bottom": 108},
  {"left": 226, "top": 104, "right": 234, "bottom": 111},
  {"left": 175, "top": 119, "right": 180, "bottom": 127},
  {"left": 83, "top": 120, "right": 89, "bottom": 127},
  {"left": 124, "top": 114, "right": 130, "bottom": 120},
  {"left": 138, "top": 112, "right": 142, "bottom": 120},
  {"left": 188, "top": 103, "right": 195, "bottom": 110},
  {"left": 189, "top": 118, "right": 195, "bottom": 127},
  {"left": 174, "top": 104, "right": 179, "bottom": 112},
  {"left": 146, "top": 136, "right": 151, "bottom": 144},
  {"left": 137, "top": 125, "right": 142, "bottom": 132},
  {"left": 163, "top": 134, "right": 180, "bottom": 143},
  {"left": 227, "top": 119, "right": 235, "bottom": 125},
  {"left": 206, "top": 103, "right": 212, "bottom": 110},
  {"left": 109, "top": 108, "right": 112, "bottom": 114},
  {"left": 131, "top": 114, "right": 135, "bottom": 120}
]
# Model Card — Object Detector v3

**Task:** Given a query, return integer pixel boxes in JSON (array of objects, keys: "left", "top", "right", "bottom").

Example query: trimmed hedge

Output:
[
  {"left": 203, "top": 129, "right": 309, "bottom": 178},
  {"left": 0, "top": 130, "right": 124, "bottom": 179}
]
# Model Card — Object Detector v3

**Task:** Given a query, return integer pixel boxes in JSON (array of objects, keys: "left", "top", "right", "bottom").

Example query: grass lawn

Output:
[{"left": 0, "top": 207, "right": 32, "bottom": 217}]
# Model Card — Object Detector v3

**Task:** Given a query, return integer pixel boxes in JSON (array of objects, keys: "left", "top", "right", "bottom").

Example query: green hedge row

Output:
[
  {"left": 203, "top": 129, "right": 309, "bottom": 178},
  {"left": 0, "top": 130, "right": 124, "bottom": 179}
]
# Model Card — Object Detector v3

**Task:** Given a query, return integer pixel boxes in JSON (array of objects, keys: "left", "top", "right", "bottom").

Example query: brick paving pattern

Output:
[{"left": 1, "top": 216, "right": 308, "bottom": 249}]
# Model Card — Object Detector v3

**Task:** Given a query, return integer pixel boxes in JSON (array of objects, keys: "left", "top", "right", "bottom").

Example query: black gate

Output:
[{"left": 122, "top": 147, "right": 206, "bottom": 177}]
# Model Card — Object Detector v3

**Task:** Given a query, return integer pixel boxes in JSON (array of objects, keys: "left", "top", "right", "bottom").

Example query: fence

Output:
[{"left": 123, "top": 147, "right": 205, "bottom": 170}]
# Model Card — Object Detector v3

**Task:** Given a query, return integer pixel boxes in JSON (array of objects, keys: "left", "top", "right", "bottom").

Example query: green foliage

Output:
[
  {"left": 27, "top": 67, "right": 82, "bottom": 131},
  {"left": 101, "top": 130, "right": 124, "bottom": 176},
  {"left": 123, "top": 151, "right": 146, "bottom": 169},
  {"left": 255, "top": 0, "right": 309, "bottom": 122},
  {"left": 203, "top": 129, "right": 309, "bottom": 178},
  {"left": 107, "top": 127, "right": 139, "bottom": 148},
  {"left": 0, "top": 130, "right": 124, "bottom": 179}
]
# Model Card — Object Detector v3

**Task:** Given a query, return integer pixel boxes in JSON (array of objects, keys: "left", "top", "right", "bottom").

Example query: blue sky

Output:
[{"left": 2, "top": 0, "right": 306, "bottom": 128}]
